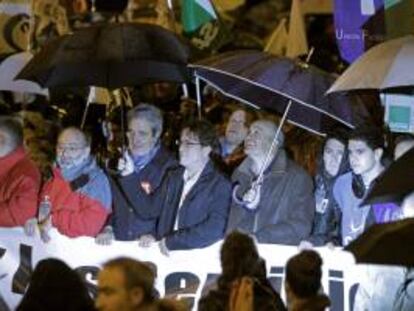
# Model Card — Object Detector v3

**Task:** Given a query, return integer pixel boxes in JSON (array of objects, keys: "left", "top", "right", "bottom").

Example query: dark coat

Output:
[
  {"left": 154, "top": 161, "right": 232, "bottom": 250},
  {"left": 308, "top": 175, "right": 342, "bottom": 246},
  {"left": 290, "top": 294, "right": 331, "bottom": 311},
  {"left": 198, "top": 277, "right": 286, "bottom": 311},
  {"left": 226, "top": 149, "right": 315, "bottom": 245},
  {"left": 110, "top": 146, "right": 178, "bottom": 240},
  {"left": 308, "top": 148, "right": 350, "bottom": 246}
]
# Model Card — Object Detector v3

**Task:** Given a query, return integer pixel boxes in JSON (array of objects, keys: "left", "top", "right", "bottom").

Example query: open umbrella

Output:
[
  {"left": 191, "top": 50, "right": 354, "bottom": 136},
  {"left": 16, "top": 22, "right": 190, "bottom": 89},
  {"left": 345, "top": 218, "right": 414, "bottom": 266},
  {"left": 327, "top": 35, "right": 414, "bottom": 93},
  {"left": 0, "top": 52, "right": 49, "bottom": 97},
  {"left": 363, "top": 147, "right": 414, "bottom": 205},
  {"left": 191, "top": 50, "right": 354, "bottom": 208}
]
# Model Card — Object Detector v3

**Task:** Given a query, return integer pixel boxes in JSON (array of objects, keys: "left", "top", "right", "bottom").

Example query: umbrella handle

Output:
[
  {"left": 237, "top": 100, "right": 292, "bottom": 207},
  {"left": 256, "top": 99, "right": 292, "bottom": 178}
]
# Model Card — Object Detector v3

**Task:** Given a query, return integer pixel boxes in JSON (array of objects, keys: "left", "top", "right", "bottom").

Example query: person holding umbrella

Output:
[
  {"left": 99, "top": 103, "right": 178, "bottom": 243},
  {"left": 226, "top": 119, "right": 315, "bottom": 245}
]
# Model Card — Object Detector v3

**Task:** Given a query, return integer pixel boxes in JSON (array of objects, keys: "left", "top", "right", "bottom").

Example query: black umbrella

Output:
[
  {"left": 363, "top": 147, "right": 414, "bottom": 205},
  {"left": 190, "top": 50, "right": 354, "bottom": 136},
  {"left": 16, "top": 22, "right": 190, "bottom": 89},
  {"left": 345, "top": 218, "right": 414, "bottom": 266}
]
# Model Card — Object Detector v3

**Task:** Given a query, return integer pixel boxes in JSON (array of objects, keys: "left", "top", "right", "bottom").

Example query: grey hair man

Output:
[
  {"left": 226, "top": 119, "right": 315, "bottom": 245},
  {"left": 0, "top": 116, "right": 41, "bottom": 228},
  {"left": 100, "top": 103, "right": 178, "bottom": 243}
]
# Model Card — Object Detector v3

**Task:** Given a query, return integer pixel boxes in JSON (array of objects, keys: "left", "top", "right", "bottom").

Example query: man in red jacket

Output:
[
  {"left": 34, "top": 127, "right": 111, "bottom": 239},
  {"left": 0, "top": 116, "right": 41, "bottom": 227}
]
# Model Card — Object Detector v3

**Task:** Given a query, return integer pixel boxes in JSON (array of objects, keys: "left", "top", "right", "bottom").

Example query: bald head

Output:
[
  {"left": 58, "top": 127, "right": 90, "bottom": 147},
  {"left": 244, "top": 119, "right": 284, "bottom": 160},
  {"left": 56, "top": 127, "right": 91, "bottom": 169}
]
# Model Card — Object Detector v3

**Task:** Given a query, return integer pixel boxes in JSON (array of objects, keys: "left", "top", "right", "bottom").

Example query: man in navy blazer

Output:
[{"left": 138, "top": 119, "right": 231, "bottom": 253}]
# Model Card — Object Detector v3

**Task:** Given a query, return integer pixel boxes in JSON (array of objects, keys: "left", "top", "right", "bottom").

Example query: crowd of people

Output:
[
  {"left": 1, "top": 98, "right": 414, "bottom": 310},
  {"left": 1, "top": 102, "right": 413, "bottom": 250}
]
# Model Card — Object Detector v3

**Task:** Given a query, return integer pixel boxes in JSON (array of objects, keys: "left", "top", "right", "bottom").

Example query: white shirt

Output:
[{"left": 173, "top": 167, "right": 204, "bottom": 230}]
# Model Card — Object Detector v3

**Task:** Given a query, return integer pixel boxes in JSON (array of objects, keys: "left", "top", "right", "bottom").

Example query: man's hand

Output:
[
  {"left": 138, "top": 234, "right": 156, "bottom": 248},
  {"left": 325, "top": 242, "right": 336, "bottom": 250},
  {"left": 298, "top": 240, "right": 314, "bottom": 251},
  {"left": 24, "top": 218, "right": 38, "bottom": 236},
  {"left": 158, "top": 238, "right": 170, "bottom": 257},
  {"left": 117, "top": 151, "right": 134, "bottom": 176},
  {"left": 95, "top": 226, "right": 115, "bottom": 245},
  {"left": 242, "top": 184, "right": 261, "bottom": 210}
]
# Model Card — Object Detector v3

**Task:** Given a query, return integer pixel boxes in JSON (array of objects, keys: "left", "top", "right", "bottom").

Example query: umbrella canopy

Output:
[
  {"left": 190, "top": 50, "right": 354, "bottom": 136},
  {"left": 345, "top": 218, "right": 414, "bottom": 266},
  {"left": 328, "top": 35, "right": 414, "bottom": 93},
  {"left": 0, "top": 52, "right": 49, "bottom": 96},
  {"left": 16, "top": 23, "right": 190, "bottom": 89},
  {"left": 363, "top": 147, "right": 414, "bottom": 205}
]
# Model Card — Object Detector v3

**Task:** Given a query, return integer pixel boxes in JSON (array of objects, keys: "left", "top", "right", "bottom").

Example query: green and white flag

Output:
[{"left": 181, "top": 0, "right": 230, "bottom": 53}]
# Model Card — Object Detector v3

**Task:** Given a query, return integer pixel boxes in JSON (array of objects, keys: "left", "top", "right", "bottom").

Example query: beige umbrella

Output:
[{"left": 327, "top": 35, "right": 414, "bottom": 93}]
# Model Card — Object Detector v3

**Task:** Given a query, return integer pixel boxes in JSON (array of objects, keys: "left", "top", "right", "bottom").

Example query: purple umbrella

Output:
[
  {"left": 191, "top": 50, "right": 354, "bottom": 208},
  {"left": 190, "top": 50, "right": 354, "bottom": 136}
]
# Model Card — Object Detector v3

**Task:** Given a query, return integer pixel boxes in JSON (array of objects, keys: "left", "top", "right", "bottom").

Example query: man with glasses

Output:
[
  {"left": 138, "top": 119, "right": 231, "bottom": 253},
  {"left": 26, "top": 127, "right": 111, "bottom": 239},
  {"left": 99, "top": 103, "right": 178, "bottom": 243}
]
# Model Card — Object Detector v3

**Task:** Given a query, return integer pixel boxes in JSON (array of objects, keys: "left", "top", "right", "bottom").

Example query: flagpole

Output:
[
  {"left": 165, "top": 0, "right": 178, "bottom": 33},
  {"left": 195, "top": 76, "right": 202, "bottom": 120}
]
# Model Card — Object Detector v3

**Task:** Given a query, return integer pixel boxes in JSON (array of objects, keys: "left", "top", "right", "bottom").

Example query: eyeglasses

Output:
[
  {"left": 175, "top": 139, "right": 202, "bottom": 147},
  {"left": 56, "top": 145, "right": 87, "bottom": 153}
]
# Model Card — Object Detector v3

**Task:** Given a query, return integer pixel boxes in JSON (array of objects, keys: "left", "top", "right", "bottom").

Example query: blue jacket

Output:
[
  {"left": 145, "top": 161, "right": 231, "bottom": 250},
  {"left": 110, "top": 146, "right": 178, "bottom": 240}
]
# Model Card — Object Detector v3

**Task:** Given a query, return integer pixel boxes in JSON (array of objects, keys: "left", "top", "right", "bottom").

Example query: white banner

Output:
[{"left": 0, "top": 228, "right": 363, "bottom": 311}]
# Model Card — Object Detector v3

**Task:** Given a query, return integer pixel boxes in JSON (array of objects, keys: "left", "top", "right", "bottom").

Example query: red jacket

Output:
[
  {"left": 0, "top": 147, "right": 41, "bottom": 227},
  {"left": 41, "top": 168, "right": 109, "bottom": 238}
]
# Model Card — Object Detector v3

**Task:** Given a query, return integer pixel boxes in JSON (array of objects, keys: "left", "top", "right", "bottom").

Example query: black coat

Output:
[
  {"left": 110, "top": 146, "right": 178, "bottom": 240},
  {"left": 155, "top": 161, "right": 232, "bottom": 250},
  {"left": 198, "top": 277, "right": 286, "bottom": 311}
]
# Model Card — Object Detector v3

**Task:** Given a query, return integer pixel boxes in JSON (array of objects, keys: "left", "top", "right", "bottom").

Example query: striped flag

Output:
[{"left": 181, "top": 0, "right": 230, "bottom": 53}]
